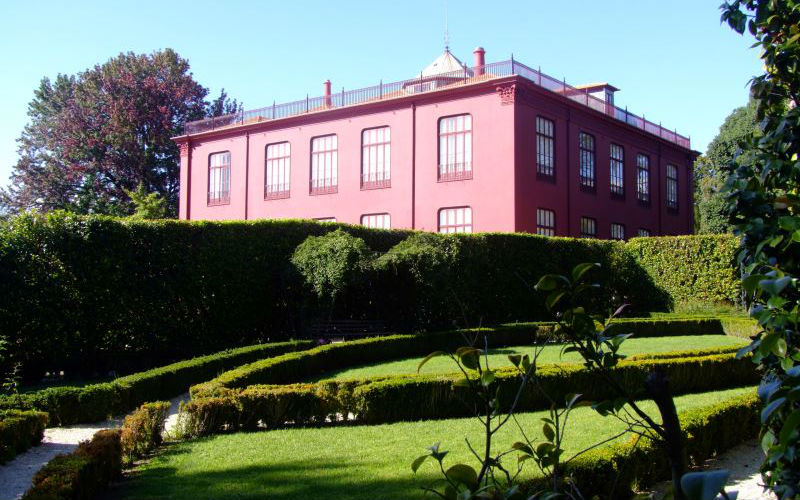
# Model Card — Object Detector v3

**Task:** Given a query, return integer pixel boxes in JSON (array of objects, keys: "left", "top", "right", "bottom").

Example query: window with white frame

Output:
[
  {"left": 361, "top": 213, "right": 391, "bottom": 229},
  {"left": 362, "top": 127, "right": 391, "bottom": 189},
  {"left": 636, "top": 153, "right": 650, "bottom": 202},
  {"left": 536, "top": 117, "right": 555, "bottom": 177},
  {"left": 314, "top": 217, "right": 337, "bottom": 222},
  {"left": 666, "top": 164, "right": 679, "bottom": 210},
  {"left": 580, "top": 217, "right": 597, "bottom": 238},
  {"left": 310, "top": 135, "right": 338, "bottom": 194},
  {"left": 438, "top": 206, "right": 473, "bottom": 233},
  {"left": 536, "top": 208, "right": 556, "bottom": 236},
  {"left": 208, "top": 151, "right": 231, "bottom": 205},
  {"left": 638, "top": 228, "right": 652, "bottom": 237},
  {"left": 438, "top": 115, "right": 473, "bottom": 181},
  {"left": 265, "top": 142, "right": 290, "bottom": 199},
  {"left": 610, "top": 143, "right": 625, "bottom": 196},
  {"left": 579, "top": 132, "right": 595, "bottom": 188},
  {"left": 610, "top": 223, "right": 626, "bottom": 240}
]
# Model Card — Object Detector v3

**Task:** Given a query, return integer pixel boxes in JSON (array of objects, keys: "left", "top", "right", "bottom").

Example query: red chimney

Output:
[
  {"left": 473, "top": 47, "right": 485, "bottom": 75},
  {"left": 324, "top": 79, "right": 332, "bottom": 107}
]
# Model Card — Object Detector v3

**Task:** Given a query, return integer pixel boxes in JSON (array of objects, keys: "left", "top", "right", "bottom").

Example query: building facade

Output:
[{"left": 174, "top": 48, "right": 698, "bottom": 238}]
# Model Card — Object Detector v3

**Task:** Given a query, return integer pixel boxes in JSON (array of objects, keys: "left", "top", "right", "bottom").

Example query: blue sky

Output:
[{"left": 0, "top": 0, "right": 762, "bottom": 188}]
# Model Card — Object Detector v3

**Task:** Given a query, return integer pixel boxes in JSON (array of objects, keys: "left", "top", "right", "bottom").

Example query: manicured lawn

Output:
[
  {"left": 109, "top": 386, "right": 754, "bottom": 500},
  {"left": 314, "top": 335, "right": 747, "bottom": 381}
]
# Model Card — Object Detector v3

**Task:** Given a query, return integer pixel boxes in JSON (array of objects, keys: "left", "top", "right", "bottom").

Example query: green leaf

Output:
[
  {"left": 545, "top": 291, "right": 566, "bottom": 310},
  {"left": 411, "top": 454, "right": 428, "bottom": 473},
  {"left": 542, "top": 423, "right": 555, "bottom": 442},
  {"left": 480, "top": 370, "right": 496, "bottom": 387},
  {"left": 445, "top": 464, "right": 478, "bottom": 487},
  {"left": 761, "top": 397, "right": 786, "bottom": 424},
  {"left": 535, "top": 274, "right": 568, "bottom": 292},
  {"left": 459, "top": 349, "right": 481, "bottom": 370},
  {"left": 508, "top": 354, "right": 521, "bottom": 367},
  {"left": 759, "top": 276, "right": 791, "bottom": 296},
  {"left": 511, "top": 441, "right": 533, "bottom": 455},
  {"left": 680, "top": 470, "right": 730, "bottom": 500},
  {"left": 417, "top": 351, "right": 445, "bottom": 372},
  {"left": 778, "top": 409, "right": 800, "bottom": 444},
  {"left": 571, "top": 262, "right": 600, "bottom": 282}
]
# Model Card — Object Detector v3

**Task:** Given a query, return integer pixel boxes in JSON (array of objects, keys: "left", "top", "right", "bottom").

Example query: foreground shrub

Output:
[
  {"left": 0, "top": 340, "right": 312, "bottom": 426},
  {"left": 23, "top": 429, "right": 122, "bottom": 500},
  {"left": 120, "top": 401, "right": 170, "bottom": 464},
  {"left": 0, "top": 409, "right": 48, "bottom": 464},
  {"left": 291, "top": 229, "right": 372, "bottom": 301}
]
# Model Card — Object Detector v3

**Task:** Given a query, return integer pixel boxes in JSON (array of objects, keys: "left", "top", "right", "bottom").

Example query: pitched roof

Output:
[{"left": 420, "top": 49, "right": 470, "bottom": 78}]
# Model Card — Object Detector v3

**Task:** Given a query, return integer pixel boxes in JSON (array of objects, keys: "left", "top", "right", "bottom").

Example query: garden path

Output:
[
  {"left": 649, "top": 439, "right": 775, "bottom": 500},
  {"left": 0, "top": 392, "right": 189, "bottom": 500}
]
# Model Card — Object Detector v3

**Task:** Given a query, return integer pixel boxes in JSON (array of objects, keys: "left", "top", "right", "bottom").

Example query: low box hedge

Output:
[
  {"left": 22, "top": 428, "right": 122, "bottom": 500},
  {"left": 0, "top": 409, "right": 49, "bottom": 464},
  {"left": 541, "top": 391, "right": 761, "bottom": 499},
  {"left": 0, "top": 340, "right": 314, "bottom": 426},
  {"left": 180, "top": 352, "right": 757, "bottom": 434},
  {"left": 190, "top": 318, "right": 738, "bottom": 398}
]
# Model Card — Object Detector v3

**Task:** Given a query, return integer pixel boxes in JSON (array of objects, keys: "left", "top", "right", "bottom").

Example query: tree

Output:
[
  {"left": 721, "top": 1, "right": 800, "bottom": 498},
  {"left": 695, "top": 100, "right": 759, "bottom": 234},
  {"left": 125, "top": 183, "right": 168, "bottom": 219},
  {"left": 1, "top": 49, "right": 209, "bottom": 217},
  {"left": 206, "top": 88, "right": 242, "bottom": 118}
]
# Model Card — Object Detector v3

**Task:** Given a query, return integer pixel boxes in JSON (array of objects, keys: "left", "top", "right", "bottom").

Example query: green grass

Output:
[
  {"left": 312, "top": 335, "right": 747, "bottom": 381},
  {"left": 109, "top": 386, "right": 755, "bottom": 500}
]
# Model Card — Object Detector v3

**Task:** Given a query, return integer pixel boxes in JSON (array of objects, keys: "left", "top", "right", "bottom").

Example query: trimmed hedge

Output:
[
  {"left": 627, "top": 234, "right": 740, "bottom": 307},
  {"left": 543, "top": 392, "right": 761, "bottom": 499},
  {"left": 0, "top": 409, "right": 48, "bottom": 464},
  {"left": 120, "top": 401, "right": 170, "bottom": 464},
  {"left": 0, "top": 340, "right": 314, "bottom": 426},
  {"left": 190, "top": 318, "right": 739, "bottom": 398},
  {"left": 22, "top": 429, "right": 122, "bottom": 500},
  {"left": 180, "top": 353, "right": 758, "bottom": 434},
  {"left": 2, "top": 213, "right": 741, "bottom": 381}
]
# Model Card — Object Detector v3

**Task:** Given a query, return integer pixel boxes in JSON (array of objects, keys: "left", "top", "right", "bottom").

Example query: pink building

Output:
[{"left": 174, "top": 48, "right": 698, "bottom": 238}]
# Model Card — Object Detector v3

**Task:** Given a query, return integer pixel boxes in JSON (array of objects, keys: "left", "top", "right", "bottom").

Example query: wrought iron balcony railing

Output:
[{"left": 184, "top": 59, "right": 690, "bottom": 149}]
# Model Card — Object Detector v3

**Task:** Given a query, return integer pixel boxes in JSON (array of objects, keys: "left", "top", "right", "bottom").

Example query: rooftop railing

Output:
[{"left": 184, "top": 59, "right": 690, "bottom": 149}]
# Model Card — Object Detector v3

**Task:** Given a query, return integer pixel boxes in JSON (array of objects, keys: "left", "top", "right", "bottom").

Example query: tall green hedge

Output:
[
  {"left": 0, "top": 212, "right": 741, "bottom": 380},
  {"left": 627, "top": 234, "right": 740, "bottom": 307}
]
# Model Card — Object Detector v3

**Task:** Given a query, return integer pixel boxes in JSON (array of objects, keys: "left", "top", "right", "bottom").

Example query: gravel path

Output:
[
  {"left": 648, "top": 439, "right": 773, "bottom": 500},
  {"left": 0, "top": 393, "right": 189, "bottom": 500}
]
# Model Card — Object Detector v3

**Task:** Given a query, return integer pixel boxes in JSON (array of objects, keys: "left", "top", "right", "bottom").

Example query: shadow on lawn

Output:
[{"left": 106, "top": 441, "right": 429, "bottom": 500}]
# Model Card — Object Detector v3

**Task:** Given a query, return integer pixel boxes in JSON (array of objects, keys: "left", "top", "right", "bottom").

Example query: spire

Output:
[{"left": 444, "top": 0, "right": 449, "bottom": 51}]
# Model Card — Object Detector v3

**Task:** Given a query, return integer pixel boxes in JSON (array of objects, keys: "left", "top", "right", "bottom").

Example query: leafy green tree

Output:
[
  {"left": 125, "top": 183, "right": 168, "bottom": 219},
  {"left": 695, "top": 100, "right": 758, "bottom": 234},
  {"left": 291, "top": 229, "right": 372, "bottom": 304},
  {"left": 721, "top": 0, "right": 800, "bottom": 497},
  {"left": 206, "top": 88, "right": 242, "bottom": 117},
  {"left": 1, "top": 49, "right": 211, "bottom": 217}
]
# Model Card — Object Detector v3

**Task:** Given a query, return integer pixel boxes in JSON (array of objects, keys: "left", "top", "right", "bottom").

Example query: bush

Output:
[
  {"left": 0, "top": 340, "right": 313, "bottom": 426},
  {"left": 120, "top": 401, "right": 170, "bottom": 464},
  {"left": 1, "top": 214, "right": 740, "bottom": 382},
  {"left": 0, "top": 409, "right": 48, "bottom": 464},
  {"left": 181, "top": 352, "right": 757, "bottom": 434},
  {"left": 291, "top": 229, "right": 372, "bottom": 301},
  {"left": 0, "top": 213, "right": 409, "bottom": 380},
  {"left": 627, "top": 234, "right": 740, "bottom": 308},
  {"left": 22, "top": 428, "right": 122, "bottom": 500}
]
